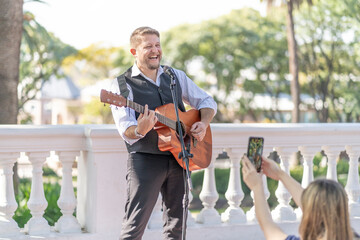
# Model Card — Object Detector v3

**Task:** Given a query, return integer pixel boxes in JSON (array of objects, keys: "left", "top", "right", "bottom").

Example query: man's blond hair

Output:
[{"left": 130, "top": 26, "right": 160, "bottom": 49}]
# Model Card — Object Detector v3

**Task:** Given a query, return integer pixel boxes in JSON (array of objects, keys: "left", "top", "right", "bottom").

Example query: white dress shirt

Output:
[{"left": 110, "top": 64, "right": 217, "bottom": 145}]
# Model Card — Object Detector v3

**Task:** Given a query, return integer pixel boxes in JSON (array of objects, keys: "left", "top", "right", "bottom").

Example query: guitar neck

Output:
[{"left": 127, "top": 100, "right": 177, "bottom": 130}]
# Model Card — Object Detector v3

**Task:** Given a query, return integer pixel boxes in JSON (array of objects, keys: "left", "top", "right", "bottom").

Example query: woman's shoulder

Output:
[{"left": 285, "top": 235, "right": 300, "bottom": 240}]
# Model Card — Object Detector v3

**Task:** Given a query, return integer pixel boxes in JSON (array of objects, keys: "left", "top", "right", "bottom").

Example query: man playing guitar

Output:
[{"left": 109, "top": 26, "right": 217, "bottom": 240}]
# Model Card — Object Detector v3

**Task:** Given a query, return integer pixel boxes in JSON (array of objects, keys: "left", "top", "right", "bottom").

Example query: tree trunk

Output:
[
  {"left": 0, "top": 0, "right": 23, "bottom": 124},
  {"left": 0, "top": 0, "right": 23, "bottom": 194},
  {"left": 286, "top": 1, "right": 300, "bottom": 123}
]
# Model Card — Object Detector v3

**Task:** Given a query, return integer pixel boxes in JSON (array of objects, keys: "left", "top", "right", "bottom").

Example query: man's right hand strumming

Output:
[{"left": 125, "top": 104, "right": 158, "bottom": 139}]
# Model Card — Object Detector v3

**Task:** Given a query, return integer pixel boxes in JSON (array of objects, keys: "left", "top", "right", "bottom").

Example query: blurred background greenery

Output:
[{"left": 3, "top": 0, "right": 359, "bottom": 125}]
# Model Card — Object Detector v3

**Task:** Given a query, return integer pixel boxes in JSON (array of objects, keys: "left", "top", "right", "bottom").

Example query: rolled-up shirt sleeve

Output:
[
  {"left": 110, "top": 78, "right": 140, "bottom": 145},
  {"left": 172, "top": 68, "right": 217, "bottom": 113}
]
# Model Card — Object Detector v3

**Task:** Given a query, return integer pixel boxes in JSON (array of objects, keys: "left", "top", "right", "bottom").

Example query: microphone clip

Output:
[{"left": 163, "top": 65, "right": 177, "bottom": 89}]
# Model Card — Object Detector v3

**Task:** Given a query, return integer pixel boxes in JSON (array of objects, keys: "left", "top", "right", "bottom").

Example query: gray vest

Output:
[{"left": 118, "top": 67, "right": 186, "bottom": 155}]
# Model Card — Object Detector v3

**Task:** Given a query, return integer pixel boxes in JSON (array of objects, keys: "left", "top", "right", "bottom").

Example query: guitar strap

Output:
[{"left": 117, "top": 74, "right": 129, "bottom": 98}]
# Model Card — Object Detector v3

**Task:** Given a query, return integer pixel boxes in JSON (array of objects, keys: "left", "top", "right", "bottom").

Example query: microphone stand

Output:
[{"left": 165, "top": 67, "right": 192, "bottom": 240}]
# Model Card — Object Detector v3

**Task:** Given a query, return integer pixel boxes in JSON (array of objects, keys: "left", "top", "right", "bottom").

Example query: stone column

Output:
[
  {"left": 271, "top": 147, "right": 296, "bottom": 221},
  {"left": 345, "top": 146, "right": 360, "bottom": 218},
  {"left": 24, "top": 151, "right": 51, "bottom": 235},
  {"left": 322, "top": 146, "right": 341, "bottom": 181},
  {"left": 55, "top": 151, "right": 81, "bottom": 233},
  {"left": 295, "top": 146, "right": 317, "bottom": 219},
  {"left": 196, "top": 149, "right": 221, "bottom": 225},
  {"left": 0, "top": 152, "right": 20, "bottom": 236},
  {"left": 221, "top": 149, "right": 246, "bottom": 224}
]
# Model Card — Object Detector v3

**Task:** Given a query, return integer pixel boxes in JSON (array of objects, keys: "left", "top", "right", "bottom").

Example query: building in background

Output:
[{"left": 23, "top": 75, "right": 81, "bottom": 125}]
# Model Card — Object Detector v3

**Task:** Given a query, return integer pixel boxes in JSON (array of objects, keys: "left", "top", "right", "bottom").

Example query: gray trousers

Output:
[{"left": 120, "top": 152, "right": 185, "bottom": 240}]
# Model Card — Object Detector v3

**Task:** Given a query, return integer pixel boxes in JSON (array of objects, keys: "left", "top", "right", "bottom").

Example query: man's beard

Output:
[{"left": 147, "top": 62, "right": 160, "bottom": 70}]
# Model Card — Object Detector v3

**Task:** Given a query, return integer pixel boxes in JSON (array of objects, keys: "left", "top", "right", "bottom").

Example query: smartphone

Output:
[{"left": 247, "top": 137, "right": 264, "bottom": 172}]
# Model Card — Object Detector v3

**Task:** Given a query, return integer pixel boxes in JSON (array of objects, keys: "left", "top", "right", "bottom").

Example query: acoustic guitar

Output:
[{"left": 100, "top": 89, "right": 212, "bottom": 171}]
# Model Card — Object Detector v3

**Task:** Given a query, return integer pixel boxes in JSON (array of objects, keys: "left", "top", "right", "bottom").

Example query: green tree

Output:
[
  {"left": 262, "top": 0, "right": 314, "bottom": 123},
  {"left": 81, "top": 97, "right": 113, "bottom": 124},
  {"left": 19, "top": 11, "right": 77, "bottom": 123},
  {"left": 343, "top": 0, "right": 360, "bottom": 22},
  {"left": 162, "top": 9, "right": 289, "bottom": 123},
  {"left": 113, "top": 46, "right": 135, "bottom": 77},
  {"left": 297, "top": 0, "right": 360, "bottom": 122},
  {"left": 63, "top": 44, "right": 123, "bottom": 88}
]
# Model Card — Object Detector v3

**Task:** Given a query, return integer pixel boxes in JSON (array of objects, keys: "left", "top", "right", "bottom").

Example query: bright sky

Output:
[{"left": 24, "top": 0, "right": 265, "bottom": 49}]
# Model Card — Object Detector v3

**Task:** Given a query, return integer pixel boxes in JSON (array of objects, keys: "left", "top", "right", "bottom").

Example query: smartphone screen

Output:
[{"left": 247, "top": 137, "right": 264, "bottom": 172}]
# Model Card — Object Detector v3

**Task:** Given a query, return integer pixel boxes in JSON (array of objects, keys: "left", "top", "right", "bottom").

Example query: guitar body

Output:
[
  {"left": 99, "top": 89, "right": 212, "bottom": 171},
  {"left": 154, "top": 103, "right": 212, "bottom": 171}
]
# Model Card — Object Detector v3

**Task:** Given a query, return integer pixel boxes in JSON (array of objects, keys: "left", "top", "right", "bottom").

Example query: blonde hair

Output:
[
  {"left": 299, "top": 179, "right": 353, "bottom": 240},
  {"left": 130, "top": 26, "right": 160, "bottom": 49}
]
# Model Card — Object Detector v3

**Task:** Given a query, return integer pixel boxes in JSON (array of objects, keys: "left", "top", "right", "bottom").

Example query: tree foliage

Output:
[
  {"left": 162, "top": 8, "right": 289, "bottom": 122},
  {"left": 63, "top": 44, "right": 125, "bottom": 88},
  {"left": 19, "top": 11, "right": 77, "bottom": 122},
  {"left": 342, "top": 0, "right": 360, "bottom": 23},
  {"left": 297, "top": 0, "right": 360, "bottom": 122},
  {"left": 15, "top": 1, "right": 360, "bottom": 124}
]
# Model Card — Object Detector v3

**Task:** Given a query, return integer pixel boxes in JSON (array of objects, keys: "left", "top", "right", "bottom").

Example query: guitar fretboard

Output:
[{"left": 128, "top": 100, "right": 177, "bottom": 130}]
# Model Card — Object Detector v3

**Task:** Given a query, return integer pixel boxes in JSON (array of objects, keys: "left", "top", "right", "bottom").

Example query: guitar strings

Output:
[{"left": 128, "top": 101, "right": 177, "bottom": 130}]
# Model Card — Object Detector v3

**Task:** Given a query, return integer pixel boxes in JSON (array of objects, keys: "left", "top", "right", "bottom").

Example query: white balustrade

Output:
[
  {"left": 345, "top": 146, "right": 360, "bottom": 218},
  {"left": 221, "top": 149, "right": 246, "bottom": 224},
  {"left": 0, "top": 124, "right": 360, "bottom": 240},
  {"left": 55, "top": 151, "right": 81, "bottom": 233},
  {"left": 298, "top": 146, "right": 316, "bottom": 188},
  {"left": 271, "top": 147, "right": 297, "bottom": 221},
  {"left": 295, "top": 146, "right": 317, "bottom": 219},
  {"left": 0, "top": 152, "right": 20, "bottom": 236},
  {"left": 24, "top": 151, "right": 51, "bottom": 235},
  {"left": 322, "top": 145, "right": 342, "bottom": 181},
  {"left": 196, "top": 149, "right": 221, "bottom": 225}
]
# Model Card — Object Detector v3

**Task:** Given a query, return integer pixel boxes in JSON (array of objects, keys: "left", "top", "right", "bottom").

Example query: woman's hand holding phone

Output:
[{"left": 246, "top": 137, "right": 264, "bottom": 172}]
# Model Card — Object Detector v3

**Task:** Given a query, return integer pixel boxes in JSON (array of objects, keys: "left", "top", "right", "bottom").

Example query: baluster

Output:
[
  {"left": 271, "top": 148, "right": 296, "bottom": 221},
  {"left": 246, "top": 149, "right": 271, "bottom": 222},
  {"left": 148, "top": 193, "right": 162, "bottom": 229},
  {"left": 322, "top": 146, "right": 341, "bottom": 181},
  {"left": 55, "top": 151, "right": 81, "bottom": 233},
  {"left": 295, "top": 146, "right": 317, "bottom": 219},
  {"left": 221, "top": 149, "right": 246, "bottom": 224},
  {"left": 298, "top": 146, "right": 316, "bottom": 188},
  {"left": 0, "top": 152, "right": 20, "bottom": 236},
  {"left": 24, "top": 151, "right": 51, "bottom": 235},
  {"left": 196, "top": 150, "right": 221, "bottom": 225},
  {"left": 345, "top": 146, "right": 360, "bottom": 218}
]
